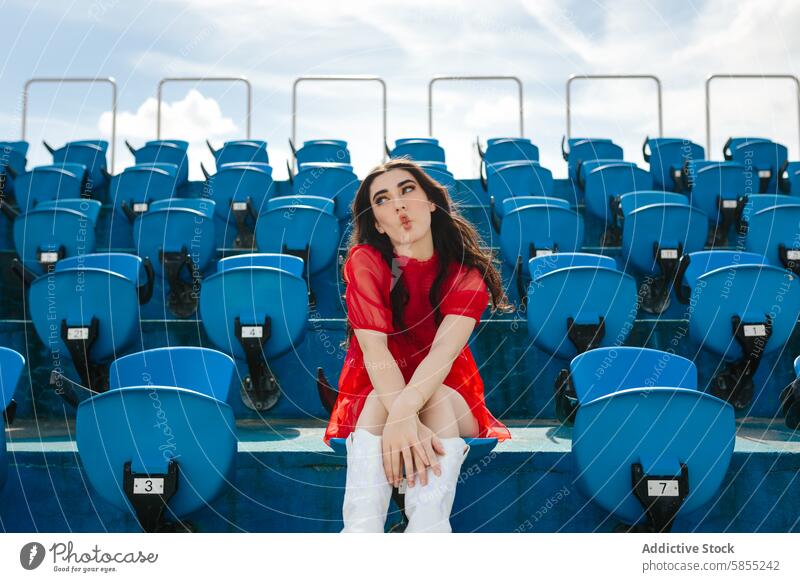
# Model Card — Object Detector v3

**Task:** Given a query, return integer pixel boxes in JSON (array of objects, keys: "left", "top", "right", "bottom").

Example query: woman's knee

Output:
[{"left": 354, "top": 390, "right": 388, "bottom": 435}]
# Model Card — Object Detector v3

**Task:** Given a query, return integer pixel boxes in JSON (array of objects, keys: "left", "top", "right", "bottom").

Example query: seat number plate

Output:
[
  {"left": 744, "top": 324, "right": 767, "bottom": 337},
  {"left": 787, "top": 250, "right": 800, "bottom": 261},
  {"left": 722, "top": 199, "right": 738, "bottom": 209},
  {"left": 660, "top": 249, "right": 679, "bottom": 259},
  {"left": 534, "top": 249, "right": 553, "bottom": 257},
  {"left": 758, "top": 170, "right": 771, "bottom": 178},
  {"left": 133, "top": 202, "right": 148, "bottom": 213},
  {"left": 133, "top": 477, "right": 165, "bottom": 495},
  {"left": 647, "top": 480, "right": 679, "bottom": 497},
  {"left": 39, "top": 251, "right": 59, "bottom": 263},
  {"left": 241, "top": 326, "right": 263, "bottom": 338},
  {"left": 232, "top": 202, "right": 248, "bottom": 211},
  {"left": 66, "top": 328, "right": 90, "bottom": 341}
]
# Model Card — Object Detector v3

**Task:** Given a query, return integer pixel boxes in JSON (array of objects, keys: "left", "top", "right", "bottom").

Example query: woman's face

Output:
[{"left": 369, "top": 168, "right": 436, "bottom": 247}]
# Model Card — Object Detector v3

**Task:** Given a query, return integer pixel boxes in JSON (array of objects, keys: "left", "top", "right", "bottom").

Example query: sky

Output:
[{"left": 1, "top": 0, "right": 799, "bottom": 180}]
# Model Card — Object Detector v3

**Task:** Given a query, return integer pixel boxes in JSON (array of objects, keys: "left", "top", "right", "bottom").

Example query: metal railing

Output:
[
  {"left": 22, "top": 77, "right": 118, "bottom": 171},
  {"left": 705, "top": 74, "right": 800, "bottom": 154},
  {"left": 566, "top": 74, "right": 663, "bottom": 139},
  {"left": 427, "top": 75, "right": 524, "bottom": 136},
  {"left": 157, "top": 76, "right": 252, "bottom": 138},
  {"left": 291, "top": 75, "right": 387, "bottom": 172}
]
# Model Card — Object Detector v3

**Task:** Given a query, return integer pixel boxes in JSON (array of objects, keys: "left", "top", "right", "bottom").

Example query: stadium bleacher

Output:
[{"left": 2, "top": 76, "right": 800, "bottom": 534}]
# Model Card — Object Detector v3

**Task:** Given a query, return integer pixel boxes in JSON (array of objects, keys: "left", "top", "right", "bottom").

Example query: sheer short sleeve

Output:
[
  {"left": 440, "top": 265, "right": 490, "bottom": 324},
  {"left": 343, "top": 245, "right": 393, "bottom": 333}
]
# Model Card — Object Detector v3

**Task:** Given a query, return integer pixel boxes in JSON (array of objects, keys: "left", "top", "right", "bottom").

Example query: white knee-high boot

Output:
[
  {"left": 404, "top": 436, "right": 470, "bottom": 533},
  {"left": 340, "top": 429, "right": 393, "bottom": 533}
]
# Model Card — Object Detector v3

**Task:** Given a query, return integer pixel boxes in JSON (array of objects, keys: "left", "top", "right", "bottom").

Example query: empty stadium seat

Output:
[
  {"left": 675, "top": 250, "right": 800, "bottom": 409},
  {"left": 0, "top": 347, "right": 24, "bottom": 492},
  {"left": 291, "top": 162, "right": 358, "bottom": 222},
  {"left": 387, "top": 138, "right": 445, "bottom": 163},
  {"left": 12, "top": 199, "right": 102, "bottom": 282},
  {"left": 77, "top": 346, "right": 237, "bottom": 532},
  {"left": 724, "top": 137, "right": 788, "bottom": 193},
  {"left": 28, "top": 253, "right": 151, "bottom": 403},
  {"left": 779, "top": 355, "right": 800, "bottom": 429},
  {"left": 126, "top": 140, "right": 189, "bottom": 185},
  {"left": 203, "top": 162, "right": 274, "bottom": 248},
  {"left": 561, "top": 137, "right": 623, "bottom": 183},
  {"left": 779, "top": 160, "right": 800, "bottom": 194},
  {"left": 619, "top": 196, "right": 707, "bottom": 313},
  {"left": 485, "top": 161, "right": 554, "bottom": 230},
  {"left": 200, "top": 253, "right": 308, "bottom": 411},
  {"left": 291, "top": 139, "right": 350, "bottom": 167},
  {"left": 642, "top": 137, "right": 705, "bottom": 191},
  {"left": 736, "top": 194, "right": 800, "bottom": 274},
  {"left": 110, "top": 163, "right": 179, "bottom": 222},
  {"left": 133, "top": 198, "right": 216, "bottom": 317},
  {"left": 499, "top": 197, "right": 583, "bottom": 302},
  {"left": 571, "top": 347, "right": 735, "bottom": 532},
  {"left": 480, "top": 137, "right": 539, "bottom": 167},
  {"left": 208, "top": 139, "right": 269, "bottom": 166},
  {"left": 255, "top": 195, "right": 340, "bottom": 304},
  {"left": 581, "top": 162, "right": 651, "bottom": 243},
  {"left": 44, "top": 140, "right": 109, "bottom": 193},
  {"left": 682, "top": 160, "right": 748, "bottom": 246},
  {"left": 13, "top": 164, "right": 88, "bottom": 210}
]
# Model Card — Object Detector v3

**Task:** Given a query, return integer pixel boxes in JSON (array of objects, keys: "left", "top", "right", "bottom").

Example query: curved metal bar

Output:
[
  {"left": 291, "top": 75, "right": 387, "bottom": 172},
  {"left": 157, "top": 77, "right": 252, "bottom": 138},
  {"left": 566, "top": 74, "right": 663, "bottom": 139},
  {"left": 22, "top": 77, "right": 118, "bottom": 172},
  {"left": 427, "top": 75, "right": 524, "bottom": 136},
  {"left": 705, "top": 74, "right": 800, "bottom": 154}
]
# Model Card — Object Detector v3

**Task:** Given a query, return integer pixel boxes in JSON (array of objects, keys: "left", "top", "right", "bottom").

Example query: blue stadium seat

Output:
[
  {"left": 127, "top": 140, "right": 189, "bottom": 185},
  {"left": 571, "top": 347, "right": 734, "bottom": 532},
  {"left": 12, "top": 199, "right": 102, "bottom": 282},
  {"left": 724, "top": 137, "right": 788, "bottom": 193},
  {"left": 204, "top": 162, "right": 274, "bottom": 248},
  {"left": 44, "top": 140, "right": 109, "bottom": 192},
  {"left": 682, "top": 160, "right": 747, "bottom": 246},
  {"left": 255, "top": 195, "right": 340, "bottom": 304},
  {"left": 208, "top": 139, "right": 268, "bottom": 166},
  {"left": 292, "top": 139, "right": 350, "bottom": 167},
  {"left": 736, "top": 194, "right": 800, "bottom": 274},
  {"left": 620, "top": 200, "right": 708, "bottom": 313},
  {"left": 77, "top": 346, "right": 236, "bottom": 531},
  {"left": 500, "top": 197, "right": 583, "bottom": 302},
  {"left": 481, "top": 137, "right": 539, "bottom": 167},
  {"left": 562, "top": 137, "right": 624, "bottom": 182},
  {"left": 0, "top": 141, "right": 28, "bottom": 205},
  {"left": 675, "top": 250, "right": 800, "bottom": 409},
  {"left": 13, "top": 164, "right": 88, "bottom": 210},
  {"left": 779, "top": 161, "right": 800, "bottom": 194},
  {"left": 486, "top": 160, "right": 554, "bottom": 229},
  {"left": 526, "top": 252, "right": 638, "bottom": 359},
  {"left": 582, "top": 162, "right": 651, "bottom": 241},
  {"left": 642, "top": 137, "right": 705, "bottom": 191},
  {"left": 291, "top": 162, "right": 359, "bottom": 222},
  {"left": 200, "top": 254, "right": 308, "bottom": 411},
  {"left": 133, "top": 198, "right": 216, "bottom": 317},
  {"left": 779, "top": 355, "right": 800, "bottom": 429},
  {"left": 388, "top": 138, "right": 445, "bottom": 163},
  {"left": 0, "top": 347, "right": 24, "bottom": 492},
  {"left": 28, "top": 253, "right": 150, "bottom": 403},
  {"left": 110, "top": 163, "right": 179, "bottom": 223}
]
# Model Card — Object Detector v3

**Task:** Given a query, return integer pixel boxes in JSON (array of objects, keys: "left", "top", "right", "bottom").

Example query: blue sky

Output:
[{"left": 2, "top": 0, "right": 799, "bottom": 179}]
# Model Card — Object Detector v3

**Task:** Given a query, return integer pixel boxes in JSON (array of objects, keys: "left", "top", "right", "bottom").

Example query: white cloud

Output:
[{"left": 99, "top": 89, "right": 239, "bottom": 179}]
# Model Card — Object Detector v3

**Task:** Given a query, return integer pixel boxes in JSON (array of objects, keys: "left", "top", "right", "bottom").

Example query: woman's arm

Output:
[
  {"left": 353, "top": 328, "right": 407, "bottom": 414},
  {"left": 388, "top": 313, "right": 476, "bottom": 418}
]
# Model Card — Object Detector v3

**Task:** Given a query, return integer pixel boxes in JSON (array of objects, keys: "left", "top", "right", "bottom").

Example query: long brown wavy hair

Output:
[{"left": 343, "top": 158, "right": 512, "bottom": 346}]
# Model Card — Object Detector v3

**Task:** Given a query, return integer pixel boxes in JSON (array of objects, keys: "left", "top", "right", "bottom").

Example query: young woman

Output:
[{"left": 324, "top": 158, "right": 512, "bottom": 533}]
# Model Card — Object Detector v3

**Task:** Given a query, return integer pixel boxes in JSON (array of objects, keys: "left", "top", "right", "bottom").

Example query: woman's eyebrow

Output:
[
  {"left": 371, "top": 188, "right": 388, "bottom": 201},
  {"left": 371, "top": 179, "right": 415, "bottom": 201},
  {"left": 397, "top": 179, "right": 415, "bottom": 188}
]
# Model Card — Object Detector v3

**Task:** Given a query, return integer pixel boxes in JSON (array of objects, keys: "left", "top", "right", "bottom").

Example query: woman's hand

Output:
[
  {"left": 414, "top": 417, "right": 445, "bottom": 486},
  {"left": 381, "top": 409, "right": 420, "bottom": 488}
]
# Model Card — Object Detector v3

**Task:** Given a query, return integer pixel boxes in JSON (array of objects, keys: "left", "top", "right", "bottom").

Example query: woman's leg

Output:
[
  {"left": 341, "top": 390, "right": 393, "bottom": 533},
  {"left": 405, "top": 384, "right": 476, "bottom": 533}
]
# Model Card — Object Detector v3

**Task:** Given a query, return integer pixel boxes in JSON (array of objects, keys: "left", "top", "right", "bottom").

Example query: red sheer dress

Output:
[{"left": 323, "top": 243, "right": 511, "bottom": 445}]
